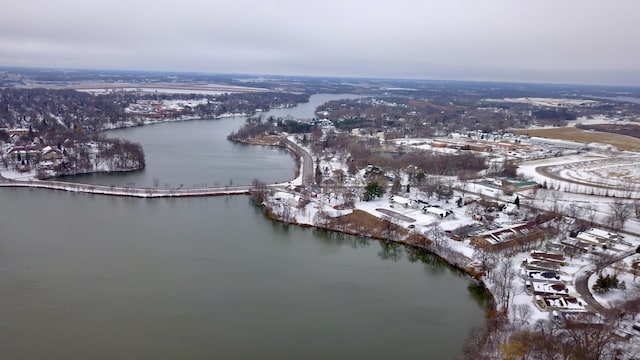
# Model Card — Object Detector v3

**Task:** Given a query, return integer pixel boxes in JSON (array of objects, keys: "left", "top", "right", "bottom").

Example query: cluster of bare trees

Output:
[
  {"left": 227, "top": 117, "right": 279, "bottom": 141},
  {"left": 607, "top": 200, "right": 633, "bottom": 232},
  {"left": 192, "top": 92, "right": 309, "bottom": 119},
  {"left": 313, "top": 90, "right": 617, "bottom": 139},
  {"left": 0, "top": 88, "right": 130, "bottom": 131},
  {"left": 35, "top": 138, "right": 145, "bottom": 179},
  {"left": 531, "top": 184, "right": 639, "bottom": 232},
  {"left": 341, "top": 138, "right": 488, "bottom": 178},
  {"left": 465, "top": 315, "right": 619, "bottom": 360},
  {"left": 95, "top": 139, "right": 145, "bottom": 172},
  {"left": 0, "top": 88, "right": 310, "bottom": 134},
  {"left": 502, "top": 319, "right": 616, "bottom": 360}
]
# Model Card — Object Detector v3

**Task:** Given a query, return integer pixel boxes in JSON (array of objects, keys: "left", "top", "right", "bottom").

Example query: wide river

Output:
[{"left": 0, "top": 94, "right": 486, "bottom": 359}]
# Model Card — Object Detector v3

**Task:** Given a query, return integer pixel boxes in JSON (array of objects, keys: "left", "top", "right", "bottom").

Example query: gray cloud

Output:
[{"left": 1, "top": 0, "right": 639, "bottom": 85}]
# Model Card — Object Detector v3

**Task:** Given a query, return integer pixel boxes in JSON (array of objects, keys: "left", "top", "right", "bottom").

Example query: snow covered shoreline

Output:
[
  {"left": 6, "top": 117, "right": 640, "bottom": 356},
  {"left": 101, "top": 112, "right": 250, "bottom": 131}
]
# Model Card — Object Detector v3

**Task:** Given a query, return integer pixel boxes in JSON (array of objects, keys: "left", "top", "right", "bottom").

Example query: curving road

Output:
[
  {"left": 574, "top": 249, "right": 636, "bottom": 317},
  {"left": 282, "top": 137, "right": 313, "bottom": 186}
]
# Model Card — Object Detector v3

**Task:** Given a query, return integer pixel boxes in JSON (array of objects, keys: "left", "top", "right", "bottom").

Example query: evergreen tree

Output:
[{"left": 363, "top": 182, "right": 385, "bottom": 201}]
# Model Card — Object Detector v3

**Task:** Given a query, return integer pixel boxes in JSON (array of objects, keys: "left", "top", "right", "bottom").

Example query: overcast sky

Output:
[{"left": 1, "top": 0, "right": 639, "bottom": 85}]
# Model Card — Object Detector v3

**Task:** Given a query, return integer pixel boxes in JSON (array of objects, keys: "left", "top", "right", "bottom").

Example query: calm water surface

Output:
[
  {"left": 0, "top": 190, "right": 485, "bottom": 359},
  {"left": 65, "top": 94, "right": 364, "bottom": 188},
  {"left": 0, "top": 94, "right": 486, "bottom": 359},
  {"left": 62, "top": 116, "right": 296, "bottom": 188}
]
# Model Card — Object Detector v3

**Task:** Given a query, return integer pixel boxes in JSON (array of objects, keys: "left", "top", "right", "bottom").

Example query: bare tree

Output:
[
  {"left": 342, "top": 189, "right": 356, "bottom": 209},
  {"left": 280, "top": 204, "right": 295, "bottom": 223},
  {"left": 537, "top": 188, "right": 549, "bottom": 205},
  {"left": 584, "top": 203, "right": 598, "bottom": 226},
  {"left": 457, "top": 180, "right": 469, "bottom": 201},
  {"left": 632, "top": 200, "right": 640, "bottom": 219},
  {"left": 250, "top": 178, "right": 268, "bottom": 205},
  {"left": 550, "top": 190, "right": 564, "bottom": 214},
  {"left": 492, "top": 260, "right": 517, "bottom": 313},
  {"left": 566, "top": 202, "right": 583, "bottom": 219},
  {"left": 465, "top": 201, "right": 482, "bottom": 217},
  {"left": 609, "top": 200, "right": 631, "bottom": 231},
  {"left": 381, "top": 215, "right": 399, "bottom": 241},
  {"left": 473, "top": 246, "right": 497, "bottom": 277},
  {"left": 564, "top": 317, "right": 615, "bottom": 360},
  {"left": 512, "top": 303, "right": 533, "bottom": 326}
]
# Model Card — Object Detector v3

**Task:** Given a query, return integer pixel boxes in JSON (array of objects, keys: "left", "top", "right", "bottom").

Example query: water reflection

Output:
[
  {"left": 377, "top": 240, "right": 403, "bottom": 262},
  {"left": 313, "top": 228, "right": 371, "bottom": 249},
  {"left": 0, "top": 188, "right": 487, "bottom": 360},
  {"left": 310, "top": 226, "right": 486, "bottom": 285}
]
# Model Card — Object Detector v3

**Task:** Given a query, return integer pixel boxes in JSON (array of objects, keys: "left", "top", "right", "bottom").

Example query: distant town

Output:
[{"left": 2, "top": 67, "right": 640, "bottom": 359}]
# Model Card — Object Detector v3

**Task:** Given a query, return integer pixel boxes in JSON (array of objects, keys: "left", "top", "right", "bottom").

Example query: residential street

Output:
[{"left": 574, "top": 249, "right": 637, "bottom": 317}]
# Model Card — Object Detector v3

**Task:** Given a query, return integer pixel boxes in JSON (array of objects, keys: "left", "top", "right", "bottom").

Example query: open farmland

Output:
[{"left": 511, "top": 127, "right": 640, "bottom": 151}]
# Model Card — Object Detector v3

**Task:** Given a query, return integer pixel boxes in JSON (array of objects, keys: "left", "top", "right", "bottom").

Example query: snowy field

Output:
[
  {"left": 502, "top": 97, "right": 599, "bottom": 107},
  {"left": 518, "top": 152, "right": 640, "bottom": 198},
  {"left": 79, "top": 88, "right": 230, "bottom": 96}
]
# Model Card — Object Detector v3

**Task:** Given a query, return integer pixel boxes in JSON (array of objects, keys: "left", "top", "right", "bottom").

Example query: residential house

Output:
[
  {"left": 523, "top": 259, "right": 562, "bottom": 272},
  {"left": 390, "top": 195, "right": 418, "bottom": 209},
  {"left": 41, "top": 146, "right": 63, "bottom": 161},
  {"left": 534, "top": 295, "right": 587, "bottom": 312},
  {"left": 520, "top": 269, "right": 566, "bottom": 283},
  {"left": 575, "top": 228, "right": 620, "bottom": 248},
  {"left": 422, "top": 206, "right": 452, "bottom": 219},
  {"left": 530, "top": 251, "right": 565, "bottom": 265},
  {"left": 525, "top": 281, "right": 570, "bottom": 296}
]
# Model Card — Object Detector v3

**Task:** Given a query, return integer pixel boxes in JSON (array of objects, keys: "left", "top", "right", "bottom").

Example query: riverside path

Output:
[{"left": 0, "top": 178, "right": 253, "bottom": 198}]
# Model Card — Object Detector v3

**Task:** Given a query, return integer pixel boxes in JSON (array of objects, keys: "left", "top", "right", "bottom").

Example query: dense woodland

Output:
[
  {"left": 0, "top": 88, "right": 309, "bottom": 131},
  {"left": 316, "top": 96, "right": 633, "bottom": 136}
]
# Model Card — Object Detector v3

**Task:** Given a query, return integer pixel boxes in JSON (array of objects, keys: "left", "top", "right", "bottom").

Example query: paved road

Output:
[
  {"left": 574, "top": 249, "right": 636, "bottom": 317},
  {"left": 282, "top": 137, "right": 313, "bottom": 186}
]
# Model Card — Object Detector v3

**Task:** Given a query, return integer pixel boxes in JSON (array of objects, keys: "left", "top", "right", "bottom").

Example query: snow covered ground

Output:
[
  {"left": 0, "top": 168, "right": 37, "bottom": 181},
  {"left": 80, "top": 88, "right": 230, "bottom": 96},
  {"left": 502, "top": 97, "right": 600, "bottom": 107},
  {"left": 264, "top": 133, "right": 640, "bottom": 339},
  {"left": 590, "top": 254, "right": 640, "bottom": 308},
  {"left": 518, "top": 151, "right": 640, "bottom": 198}
]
